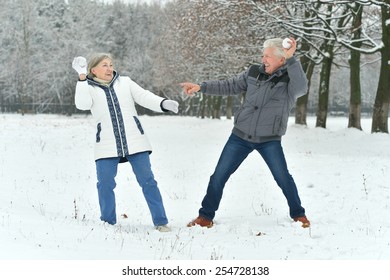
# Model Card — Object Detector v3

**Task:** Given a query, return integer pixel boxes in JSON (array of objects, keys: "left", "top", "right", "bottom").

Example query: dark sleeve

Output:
[
  {"left": 286, "top": 57, "right": 308, "bottom": 99},
  {"left": 200, "top": 70, "right": 248, "bottom": 96}
]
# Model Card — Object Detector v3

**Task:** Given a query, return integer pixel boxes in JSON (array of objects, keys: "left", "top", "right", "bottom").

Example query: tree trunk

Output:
[
  {"left": 295, "top": 60, "right": 314, "bottom": 125},
  {"left": 212, "top": 96, "right": 222, "bottom": 119},
  {"left": 315, "top": 52, "right": 333, "bottom": 128},
  {"left": 199, "top": 93, "right": 206, "bottom": 119},
  {"left": 348, "top": 4, "right": 363, "bottom": 130},
  {"left": 0, "top": 82, "right": 4, "bottom": 113},
  {"left": 371, "top": 1, "right": 390, "bottom": 133},
  {"left": 226, "top": 96, "right": 233, "bottom": 120},
  {"left": 199, "top": 94, "right": 212, "bottom": 119},
  {"left": 188, "top": 98, "right": 194, "bottom": 117},
  {"left": 315, "top": 4, "right": 335, "bottom": 129},
  {"left": 295, "top": 9, "right": 313, "bottom": 125},
  {"left": 206, "top": 95, "right": 212, "bottom": 118}
]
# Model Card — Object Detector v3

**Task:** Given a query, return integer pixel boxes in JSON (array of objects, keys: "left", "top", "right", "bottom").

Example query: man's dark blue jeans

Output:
[{"left": 199, "top": 133, "right": 305, "bottom": 221}]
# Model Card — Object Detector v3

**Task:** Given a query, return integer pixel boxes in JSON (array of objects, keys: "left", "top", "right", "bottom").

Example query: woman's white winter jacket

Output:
[{"left": 75, "top": 72, "right": 166, "bottom": 161}]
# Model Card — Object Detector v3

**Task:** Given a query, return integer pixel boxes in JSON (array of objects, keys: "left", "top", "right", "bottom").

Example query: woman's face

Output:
[{"left": 91, "top": 58, "right": 114, "bottom": 81}]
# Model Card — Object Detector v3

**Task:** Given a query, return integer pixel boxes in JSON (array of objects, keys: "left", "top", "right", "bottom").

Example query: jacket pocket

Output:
[
  {"left": 272, "top": 116, "right": 281, "bottom": 135},
  {"left": 272, "top": 115, "right": 287, "bottom": 136},
  {"left": 133, "top": 116, "right": 144, "bottom": 135},
  {"left": 96, "top": 123, "right": 101, "bottom": 143}
]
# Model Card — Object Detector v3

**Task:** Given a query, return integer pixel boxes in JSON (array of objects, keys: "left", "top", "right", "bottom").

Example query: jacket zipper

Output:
[{"left": 108, "top": 87, "right": 125, "bottom": 156}]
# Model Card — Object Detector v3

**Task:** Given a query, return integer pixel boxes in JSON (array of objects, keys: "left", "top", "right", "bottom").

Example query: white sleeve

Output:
[
  {"left": 74, "top": 81, "right": 93, "bottom": 110},
  {"left": 127, "top": 77, "right": 165, "bottom": 112}
]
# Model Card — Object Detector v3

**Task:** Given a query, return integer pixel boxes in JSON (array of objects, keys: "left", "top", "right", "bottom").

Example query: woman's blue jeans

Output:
[
  {"left": 95, "top": 152, "right": 168, "bottom": 226},
  {"left": 199, "top": 133, "right": 305, "bottom": 220}
]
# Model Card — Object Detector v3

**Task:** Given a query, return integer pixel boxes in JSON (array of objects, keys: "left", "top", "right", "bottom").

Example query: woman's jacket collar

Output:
[{"left": 87, "top": 71, "right": 119, "bottom": 88}]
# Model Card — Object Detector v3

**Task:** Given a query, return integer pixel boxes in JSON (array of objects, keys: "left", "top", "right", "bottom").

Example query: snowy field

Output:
[{"left": 0, "top": 113, "right": 389, "bottom": 264}]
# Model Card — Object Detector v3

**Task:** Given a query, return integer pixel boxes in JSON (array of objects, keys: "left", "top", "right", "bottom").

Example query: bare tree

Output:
[
  {"left": 348, "top": 3, "right": 364, "bottom": 130},
  {"left": 253, "top": 0, "right": 385, "bottom": 130},
  {"left": 296, "top": 8, "right": 316, "bottom": 126},
  {"left": 159, "top": 0, "right": 270, "bottom": 118},
  {"left": 371, "top": 0, "right": 390, "bottom": 133},
  {"left": 10, "top": 0, "right": 39, "bottom": 114}
]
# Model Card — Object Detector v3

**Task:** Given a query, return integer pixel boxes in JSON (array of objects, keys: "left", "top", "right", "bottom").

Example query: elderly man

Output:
[{"left": 180, "top": 37, "right": 310, "bottom": 229}]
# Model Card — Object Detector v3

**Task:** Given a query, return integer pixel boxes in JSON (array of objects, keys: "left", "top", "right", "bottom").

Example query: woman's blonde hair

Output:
[
  {"left": 263, "top": 38, "right": 286, "bottom": 58},
  {"left": 87, "top": 53, "right": 113, "bottom": 79}
]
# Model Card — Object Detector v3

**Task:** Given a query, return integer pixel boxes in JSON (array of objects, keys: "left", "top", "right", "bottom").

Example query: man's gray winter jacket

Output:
[{"left": 200, "top": 57, "right": 308, "bottom": 143}]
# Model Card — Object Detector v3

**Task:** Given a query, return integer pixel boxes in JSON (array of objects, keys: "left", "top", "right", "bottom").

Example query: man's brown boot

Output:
[
  {"left": 293, "top": 216, "right": 310, "bottom": 228},
  {"left": 187, "top": 216, "right": 213, "bottom": 228}
]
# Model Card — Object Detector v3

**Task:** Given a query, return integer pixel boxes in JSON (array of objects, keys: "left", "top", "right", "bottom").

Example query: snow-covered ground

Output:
[{"left": 1, "top": 114, "right": 389, "bottom": 264}]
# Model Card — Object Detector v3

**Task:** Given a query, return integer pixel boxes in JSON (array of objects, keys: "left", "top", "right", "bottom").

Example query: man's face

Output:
[{"left": 262, "top": 47, "right": 285, "bottom": 74}]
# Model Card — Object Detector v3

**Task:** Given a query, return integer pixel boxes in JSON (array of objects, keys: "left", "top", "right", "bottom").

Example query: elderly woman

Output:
[{"left": 72, "top": 53, "right": 178, "bottom": 232}]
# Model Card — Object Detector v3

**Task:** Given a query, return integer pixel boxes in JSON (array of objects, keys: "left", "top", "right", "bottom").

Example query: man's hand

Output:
[
  {"left": 284, "top": 37, "right": 296, "bottom": 59},
  {"left": 180, "top": 82, "right": 200, "bottom": 96}
]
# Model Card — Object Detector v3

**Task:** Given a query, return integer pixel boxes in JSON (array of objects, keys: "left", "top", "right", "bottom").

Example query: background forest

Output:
[{"left": 0, "top": 0, "right": 389, "bottom": 132}]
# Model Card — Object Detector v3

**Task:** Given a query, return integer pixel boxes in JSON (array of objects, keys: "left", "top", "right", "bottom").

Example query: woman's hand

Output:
[
  {"left": 72, "top": 57, "right": 88, "bottom": 80},
  {"left": 162, "top": 100, "right": 179, "bottom": 113}
]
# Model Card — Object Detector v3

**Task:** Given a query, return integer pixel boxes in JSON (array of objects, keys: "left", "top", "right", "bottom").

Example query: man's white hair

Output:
[{"left": 263, "top": 38, "right": 286, "bottom": 58}]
